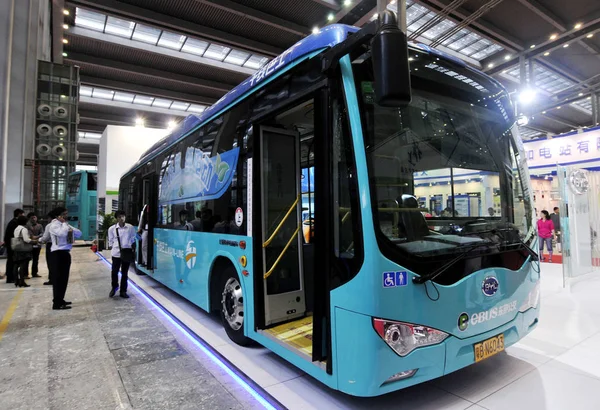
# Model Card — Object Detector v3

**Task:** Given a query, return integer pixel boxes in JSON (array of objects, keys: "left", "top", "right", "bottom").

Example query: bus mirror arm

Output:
[{"left": 321, "top": 11, "right": 411, "bottom": 107}]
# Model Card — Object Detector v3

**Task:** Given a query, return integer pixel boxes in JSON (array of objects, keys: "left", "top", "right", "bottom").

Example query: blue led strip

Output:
[{"left": 96, "top": 253, "right": 284, "bottom": 410}]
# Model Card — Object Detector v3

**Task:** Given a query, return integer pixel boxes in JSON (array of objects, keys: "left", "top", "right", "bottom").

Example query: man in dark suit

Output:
[{"left": 3, "top": 208, "right": 25, "bottom": 283}]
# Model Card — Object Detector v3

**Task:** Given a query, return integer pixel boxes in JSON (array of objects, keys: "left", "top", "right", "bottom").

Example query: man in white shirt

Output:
[
  {"left": 108, "top": 210, "right": 136, "bottom": 298},
  {"left": 48, "top": 207, "right": 82, "bottom": 310}
]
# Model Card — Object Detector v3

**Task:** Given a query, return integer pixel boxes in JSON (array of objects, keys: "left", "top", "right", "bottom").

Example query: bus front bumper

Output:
[{"left": 334, "top": 306, "right": 539, "bottom": 397}]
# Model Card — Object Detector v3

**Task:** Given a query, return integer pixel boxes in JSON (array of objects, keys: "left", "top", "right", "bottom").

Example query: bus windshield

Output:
[{"left": 352, "top": 51, "right": 533, "bottom": 267}]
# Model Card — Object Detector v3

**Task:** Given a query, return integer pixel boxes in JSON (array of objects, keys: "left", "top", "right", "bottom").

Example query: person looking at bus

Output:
[
  {"left": 108, "top": 210, "right": 136, "bottom": 299},
  {"left": 49, "top": 207, "right": 82, "bottom": 310},
  {"left": 537, "top": 210, "right": 555, "bottom": 263},
  {"left": 12, "top": 215, "right": 38, "bottom": 287},
  {"left": 26, "top": 212, "right": 43, "bottom": 278},
  {"left": 40, "top": 211, "right": 57, "bottom": 285},
  {"left": 3, "top": 208, "right": 25, "bottom": 284}
]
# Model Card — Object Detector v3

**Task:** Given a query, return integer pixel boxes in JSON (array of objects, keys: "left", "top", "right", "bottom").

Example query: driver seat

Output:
[{"left": 396, "top": 194, "right": 430, "bottom": 241}]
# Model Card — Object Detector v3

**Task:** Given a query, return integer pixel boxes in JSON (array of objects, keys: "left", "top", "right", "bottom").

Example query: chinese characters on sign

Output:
[{"left": 523, "top": 129, "right": 600, "bottom": 168}]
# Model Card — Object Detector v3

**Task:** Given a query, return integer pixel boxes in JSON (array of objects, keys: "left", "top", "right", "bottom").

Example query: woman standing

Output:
[
  {"left": 12, "top": 216, "right": 38, "bottom": 287},
  {"left": 537, "top": 210, "right": 555, "bottom": 263}
]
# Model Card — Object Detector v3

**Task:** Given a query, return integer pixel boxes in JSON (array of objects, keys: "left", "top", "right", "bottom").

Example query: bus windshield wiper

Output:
[{"left": 413, "top": 242, "right": 491, "bottom": 285}]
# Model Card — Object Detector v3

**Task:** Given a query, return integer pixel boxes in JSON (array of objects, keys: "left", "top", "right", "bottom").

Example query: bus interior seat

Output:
[{"left": 397, "top": 195, "right": 430, "bottom": 241}]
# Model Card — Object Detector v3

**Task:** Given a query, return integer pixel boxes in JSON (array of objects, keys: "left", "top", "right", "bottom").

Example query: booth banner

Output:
[{"left": 523, "top": 129, "right": 600, "bottom": 168}]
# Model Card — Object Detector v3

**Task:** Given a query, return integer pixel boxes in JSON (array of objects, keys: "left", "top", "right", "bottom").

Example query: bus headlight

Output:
[
  {"left": 519, "top": 281, "right": 541, "bottom": 312},
  {"left": 373, "top": 319, "right": 448, "bottom": 357}
]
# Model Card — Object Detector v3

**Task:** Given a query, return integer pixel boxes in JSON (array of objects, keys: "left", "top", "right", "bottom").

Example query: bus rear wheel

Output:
[{"left": 219, "top": 268, "right": 251, "bottom": 346}]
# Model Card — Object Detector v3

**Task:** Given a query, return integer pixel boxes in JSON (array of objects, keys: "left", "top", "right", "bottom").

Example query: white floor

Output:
[{"left": 128, "top": 262, "right": 600, "bottom": 410}]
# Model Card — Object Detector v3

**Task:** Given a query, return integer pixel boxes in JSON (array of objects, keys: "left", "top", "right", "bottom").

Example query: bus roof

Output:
[{"left": 122, "top": 23, "right": 493, "bottom": 179}]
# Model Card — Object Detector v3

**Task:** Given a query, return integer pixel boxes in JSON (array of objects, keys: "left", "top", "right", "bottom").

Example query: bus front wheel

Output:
[{"left": 219, "top": 268, "right": 251, "bottom": 346}]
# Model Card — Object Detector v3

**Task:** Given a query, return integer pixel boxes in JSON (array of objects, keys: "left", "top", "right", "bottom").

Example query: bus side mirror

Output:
[{"left": 370, "top": 10, "right": 411, "bottom": 107}]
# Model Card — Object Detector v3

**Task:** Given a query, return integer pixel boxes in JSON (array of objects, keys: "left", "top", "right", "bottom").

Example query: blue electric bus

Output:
[
  {"left": 119, "top": 15, "right": 540, "bottom": 397},
  {"left": 66, "top": 170, "right": 97, "bottom": 240}
]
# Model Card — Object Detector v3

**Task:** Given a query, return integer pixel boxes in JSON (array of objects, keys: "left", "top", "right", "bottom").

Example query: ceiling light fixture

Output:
[
  {"left": 344, "top": 0, "right": 352, "bottom": 6},
  {"left": 550, "top": 34, "right": 558, "bottom": 40},
  {"left": 135, "top": 118, "right": 145, "bottom": 127},
  {"left": 544, "top": 52, "right": 550, "bottom": 56},
  {"left": 580, "top": 93, "right": 584, "bottom": 96},
  {"left": 312, "top": 26, "right": 319, "bottom": 34},
  {"left": 563, "top": 44, "right": 569, "bottom": 48},
  {"left": 327, "top": 13, "right": 334, "bottom": 21},
  {"left": 574, "top": 23, "right": 583, "bottom": 29},
  {"left": 62, "top": 52, "right": 67, "bottom": 57},
  {"left": 63, "top": 24, "right": 69, "bottom": 30},
  {"left": 63, "top": 9, "right": 69, "bottom": 15},
  {"left": 504, "top": 54, "right": 511, "bottom": 60},
  {"left": 530, "top": 44, "right": 536, "bottom": 49},
  {"left": 518, "top": 88, "right": 537, "bottom": 105},
  {"left": 488, "top": 63, "right": 494, "bottom": 68},
  {"left": 62, "top": 39, "right": 68, "bottom": 44},
  {"left": 167, "top": 120, "right": 177, "bottom": 130},
  {"left": 587, "top": 33, "right": 594, "bottom": 38},
  {"left": 557, "top": 106, "right": 561, "bottom": 109}
]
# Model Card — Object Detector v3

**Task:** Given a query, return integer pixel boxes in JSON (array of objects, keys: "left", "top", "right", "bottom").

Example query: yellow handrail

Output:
[
  {"left": 263, "top": 195, "right": 300, "bottom": 248},
  {"left": 263, "top": 226, "right": 300, "bottom": 279}
]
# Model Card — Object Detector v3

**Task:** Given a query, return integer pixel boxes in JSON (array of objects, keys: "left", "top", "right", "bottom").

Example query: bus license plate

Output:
[{"left": 474, "top": 334, "right": 505, "bottom": 363}]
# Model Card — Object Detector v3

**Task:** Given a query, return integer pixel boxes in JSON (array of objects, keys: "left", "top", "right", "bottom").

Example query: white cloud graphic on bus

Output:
[{"left": 158, "top": 147, "right": 239, "bottom": 203}]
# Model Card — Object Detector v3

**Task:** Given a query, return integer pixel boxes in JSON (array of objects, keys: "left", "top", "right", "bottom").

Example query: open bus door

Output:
[
  {"left": 138, "top": 173, "right": 158, "bottom": 270},
  {"left": 258, "top": 126, "right": 306, "bottom": 326},
  {"left": 253, "top": 90, "right": 332, "bottom": 371}
]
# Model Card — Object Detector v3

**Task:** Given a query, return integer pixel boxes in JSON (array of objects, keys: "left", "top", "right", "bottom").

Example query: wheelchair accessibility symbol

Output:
[{"left": 383, "top": 271, "right": 408, "bottom": 288}]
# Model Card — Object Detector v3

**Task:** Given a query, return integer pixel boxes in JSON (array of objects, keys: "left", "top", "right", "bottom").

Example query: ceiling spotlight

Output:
[
  {"left": 488, "top": 63, "right": 494, "bottom": 68},
  {"left": 542, "top": 111, "right": 547, "bottom": 114},
  {"left": 344, "top": 0, "right": 352, "bottom": 6},
  {"left": 518, "top": 88, "right": 537, "bottom": 105},
  {"left": 63, "top": 24, "right": 69, "bottom": 30},
  {"left": 327, "top": 13, "right": 334, "bottom": 21},
  {"left": 550, "top": 34, "right": 558, "bottom": 40},
  {"left": 530, "top": 44, "right": 536, "bottom": 49},
  {"left": 390, "top": 0, "right": 397, "bottom": 3},
  {"left": 574, "top": 23, "right": 583, "bottom": 29},
  {"left": 502, "top": 70, "right": 507, "bottom": 74},
  {"left": 63, "top": 9, "right": 69, "bottom": 15},
  {"left": 135, "top": 118, "right": 145, "bottom": 127},
  {"left": 408, "top": 57, "right": 414, "bottom": 61},
  {"left": 580, "top": 93, "right": 584, "bottom": 96},
  {"left": 587, "top": 33, "right": 594, "bottom": 38},
  {"left": 504, "top": 54, "right": 511, "bottom": 60},
  {"left": 563, "top": 43, "right": 569, "bottom": 48},
  {"left": 557, "top": 106, "right": 561, "bottom": 109},
  {"left": 312, "top": 26, "right": 319, "bottom": 34},
  {"left": 62, "top": 38, "right": 68, "bottom": 44},
  {"left": 544, "top": 52, "right": 550, "bottom": 56},
  {"left": 167, "top": 120, "right": 177, "bottom": 130},
  {"left": 62, "top": 52, "right": 67, "bottom": 57}
]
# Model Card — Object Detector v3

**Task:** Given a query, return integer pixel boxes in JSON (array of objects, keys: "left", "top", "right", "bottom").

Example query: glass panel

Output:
[
  {"left": 187, "top": 104, "right": 206, "bottom": 113},
  {"left": 75, "top": 8, "right": 105, "bottom": 32},
  {"left": 204, "top": 44, "right": 231, "bottom": 61},
  {"left": 157, "top": 31, "right": 186, "bottom": 50},
  {"left": 420, "top": 19, "right": 456, "bottom": 40},
  {"left": 133, "top": 95, "right": 154, "bottom": 105},
  {"left": 224, "top": 49, "right": 250, "bottom": 65},
  {"left": 92, "top": 88, "right": 114, "bottom": 100},
  {"left": 104, "top": 16, "right": 135, "bottom": 38},
  {"left": 132, "top": 24, "right": 161, "bottom": 44},
  {"left": 181, "top": 38, "right": 209, "bottom": 55},
  {"left": 244, "top": 55, "right": 269, "bottom": 69},
  {"left": 113, "top": 91, "right": 135, "bottom": 103},
  {"left": 152, "top": 98, "right": 173, "bottom": 108},
  {"left": 471, "top": 44, "right": 503, "bottom": 60},
  {"left": 450, "top": 33, "right": 480, "bottom": 51},
  {"left": 79, "top": 86, "right": 93, "bottom": 97},
  {"left": 170, "top": 101, "right": 190, "bottom": 111}
]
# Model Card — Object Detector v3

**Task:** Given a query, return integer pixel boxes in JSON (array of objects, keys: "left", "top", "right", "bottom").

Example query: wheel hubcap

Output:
[{"left": 221, "top": 277, "right": 243, "bottom": 331}]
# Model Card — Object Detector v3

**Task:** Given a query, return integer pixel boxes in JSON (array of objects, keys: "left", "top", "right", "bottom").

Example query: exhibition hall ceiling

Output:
[{"left": 55, "top": 0, "right": 600, "bottom": 145}]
